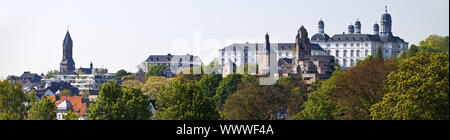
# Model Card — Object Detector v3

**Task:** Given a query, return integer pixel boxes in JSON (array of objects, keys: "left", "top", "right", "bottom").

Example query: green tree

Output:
[
  {"left": 294, "top": 71, "right": 345, "bottom": 120},
  {"left": 370, "top": 52, "right": 449, "bottom": 120},
  {"left": 45, "top": 70, "right": 59, "bottom": 79},
  {"left": 0, "top": 80, "right": 28, "bottom": 120},
  {"left": 27, "top": 96, "right": 56, "bottom": 120},
  {"left": 118, "top": 87, "right": 152, "bottom": 120},
  {"left": 214, "top": 74, "right": 242, "bottom": 111},
  {"left": 333, "top": 58, "right": 398, "bottom": 120},
  {"left": 88, "top": 80, "right": 152, "bottom": 120},
  {"left": 198, "top": 74, "right": 222, "bottom": 98},
  {"left": 155, "top": 75, "right": 219, "bottom": 120},
  {"left": 376, "top": 45, "right": 383, "bottom": 59},
  {"left": 63, "top": 110, "right": 80, "bottom": 120},
  {"left": 142, "top": 76, "right": 167, "bottom": 99},
  {"left": 222, "top": 74, "right": 307, "bottom": 120},
  {"left": 146, "top": 65, "right": 165, "bottom": 79},
  {"left": 115, "top": 69, "right": 130, "bottom": 80},
  {"left": 418, "top": 35, "right": 449, "bottom": 52}
]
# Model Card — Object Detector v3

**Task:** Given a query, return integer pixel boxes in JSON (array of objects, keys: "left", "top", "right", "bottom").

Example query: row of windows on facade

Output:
[
  {"left": 323, "top": 43, "right": 403, "bottom": 49},
  {"left": 331, "top": 50, "right": 370, "bottom": 57},
  {"left": 222, "top": 51, "right": 294, "bottom": 57},
  {"left": 336, "top": 59, "right": 359, "bottom": 67},
  {"left": 331, "top": 49, "right": 401, "bottom": 58}
]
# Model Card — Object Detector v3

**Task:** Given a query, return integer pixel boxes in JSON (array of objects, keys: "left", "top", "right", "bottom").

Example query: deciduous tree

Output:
[{"left": 370, "top": 52, "right": 449, "bottom": 120}]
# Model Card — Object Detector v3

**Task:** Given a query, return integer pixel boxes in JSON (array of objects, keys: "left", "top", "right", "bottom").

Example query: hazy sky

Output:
[{"left": 0, "top": 0, "right": 448, "bottom": 78}]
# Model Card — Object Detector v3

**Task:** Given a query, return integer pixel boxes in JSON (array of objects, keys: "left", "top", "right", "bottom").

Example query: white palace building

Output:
[{"left": 310, "top": 6, "right": 409, "bottom": 68}]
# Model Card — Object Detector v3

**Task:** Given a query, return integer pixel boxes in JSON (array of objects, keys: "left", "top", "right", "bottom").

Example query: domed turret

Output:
[
  {"left": 380, "top": 6, "right": 393, "bottom": 36},
  {"left": 373, "top": 22, "right": 380, "bottom": 35},
  {"left": 348, "top": 24, "right": 355, "bottom": 34},
  {"left": 355, "top": 20, "right": 361, "bottom": 34},
  {"left": 318, "top": 19, "right": 325, "bottom": 33}
]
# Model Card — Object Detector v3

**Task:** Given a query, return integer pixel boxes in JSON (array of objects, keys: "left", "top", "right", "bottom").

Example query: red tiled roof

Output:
[{"left": 48, "top": 96, "right": 88, "bottom": 116}]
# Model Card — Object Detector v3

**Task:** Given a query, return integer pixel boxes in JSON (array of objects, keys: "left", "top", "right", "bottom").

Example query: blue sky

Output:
[{"left": 0, "top": 0, "right": 448, "bottom": 78}]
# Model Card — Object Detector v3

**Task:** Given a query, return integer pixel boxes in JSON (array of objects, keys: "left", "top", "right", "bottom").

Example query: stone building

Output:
[
  {"left": 144, "top": 53, "right": 202, "bottom": 78},
  {"left": 311, "top": 6, "right": 409, "bottom": 68},
  {"left": 220, "top": 26, "right": 335, "bottom": 84}
]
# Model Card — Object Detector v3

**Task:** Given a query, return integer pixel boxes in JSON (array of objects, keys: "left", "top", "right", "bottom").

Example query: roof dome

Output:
[
  {"left": 348, "top": 25, "right": 355, "bottom": 29},
  {"left": 311, "top": 33, "right": 330, "bottom": 41},
  {"left": 373, "top": 23, "right": 379, "bottom": 28},
  {"left": 381, "top": 13, "right": 392, "bottom": 21},
  {"left": 355, "top": 20, "right": 361, "bottom": 26},
  {"left": 318, "top": 20, "right": 324, "bottom": 26}
]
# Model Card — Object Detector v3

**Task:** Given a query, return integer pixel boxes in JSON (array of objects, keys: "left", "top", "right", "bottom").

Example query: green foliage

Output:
[
  {"left": 418, "top": 35, "right": 449, "bottom": 52},
  {"left": 294, "top": 71, "right": 344, "bottom": 120},
  {"left": 0, "top": 80, "right": 28, "bottom": 120},
  {"left": 214, "top": 74, "right": 242, "bottom": 111},
  {"left": 27, "top": 96, "right": 56, "bottom": 120},
  {"left": 118, "top": 87, "right": 153, "bottom": 120},
  {"left": 63, "top": 110, "right": 80, "bottom": 120},
  {"left": 376, "top": 45, "right": 383, "bottom": 59},
  {"left": 198, "top": 74, "right": 222, "bottom": 98},
  {"left": 356, "top": 55, "right": 373, "bottom": 66},
  {"left": 115, "top": 69, "right": 130, "bottom": 80},
  {"left": 155, "top": 75, "right": 219, "bottom": 120},
  {"left": 142, "top": 76, "right": 168, "bottom": 100},
  {"left": 45, "top": 70, "right": 59, "bottom": 79},
  {"left": 146, "top": 65, "right": 165, "bottom": 79},
  {"left": 88, "top": 80, "right": 152, "bottom": 120},
  {"left": 370, "top": 52, "right": 449, "bottom": 120},
  {"left": 222, "top": 74, "right": 307, "bottom": 120},
  {"left": 333, "top": 58, "right": 398, "bottom": 120}
]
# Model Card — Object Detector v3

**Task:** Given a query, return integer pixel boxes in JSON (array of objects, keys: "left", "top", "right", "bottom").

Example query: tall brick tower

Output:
[{"left": 60, "top": 30, "right": 76, "bottom": 74}]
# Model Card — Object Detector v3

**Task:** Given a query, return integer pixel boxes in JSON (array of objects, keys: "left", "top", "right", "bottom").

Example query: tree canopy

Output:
[
  {"left": 27, "top": 96, "right": 56, "bottom": 120},
  {"left": 0, "top": 80, "right": 28, "bottom": 120},
  {"left": 370, "top": 52, "right": 449, "bottom": 120},
  {"left": 88, "top": 80, "right": 152, "bottom": 120},
  {"left": 155, "top": 75, "right": 219, "bottom": 120}
]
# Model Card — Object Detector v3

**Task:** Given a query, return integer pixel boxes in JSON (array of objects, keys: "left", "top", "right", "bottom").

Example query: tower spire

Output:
[{"left": 385, "top": 6, "right": 387, "bottom": 13}]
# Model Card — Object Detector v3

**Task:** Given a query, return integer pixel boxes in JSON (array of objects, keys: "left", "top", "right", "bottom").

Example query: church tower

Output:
[
  {"left": 60, "top": 30, "right": 76, "bottom": 74},
  {"left": 295, "top": 26, "right": 311, "bottom": 61}
]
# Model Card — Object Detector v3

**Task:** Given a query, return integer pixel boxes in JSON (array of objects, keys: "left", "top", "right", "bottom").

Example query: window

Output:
[
  {"left": 351, "top": 43, "right": 354, "bottom": 47},
  {"left": 279, "top": 52, "right": 282, "bottom": 57},
  {"left": 357, "top": 43, "right": 360, "bottom": 47},
  {"left": 343, "top": 59, "right": 347, "bottom": 67},
  {"left": 351, "top": 50, "right": 354, "bottom": 57},
  {"left": 327, "top": 44, "right": 331, "bottom": 47},
  {"left": 344, "top": 50, "right": 347, "bottom": 57},
  {"left": 344, "top": 43, "right": 347, "bottom": 47},
  {"left": 286, "top": 52, "right": 289, "bottom": 56},
  {"left": 335, "top": 50, "right": 339, "bottom": 57},
  {"left": 365, "top": 43, "right": 369, "bottom": 47},
  {"left": 356, "top": 50, "right": 360, "bottom": 57},
  {"left": 365, "top": 50, "right": 369, "bottom": 57},
  {"left": 336, "top": 43, "right": 339, "bottom": 47}
]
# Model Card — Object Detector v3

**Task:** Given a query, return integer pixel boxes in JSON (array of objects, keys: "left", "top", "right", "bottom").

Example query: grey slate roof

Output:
[
  {"left": 311, "top": 44, "right": 325, "bottom": 51},
  {"left": 311, "top": 33, "right": 331, "bottom": 42},
  {"left": 323, "top": 34, "right": 407, "bottom": 43}
]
